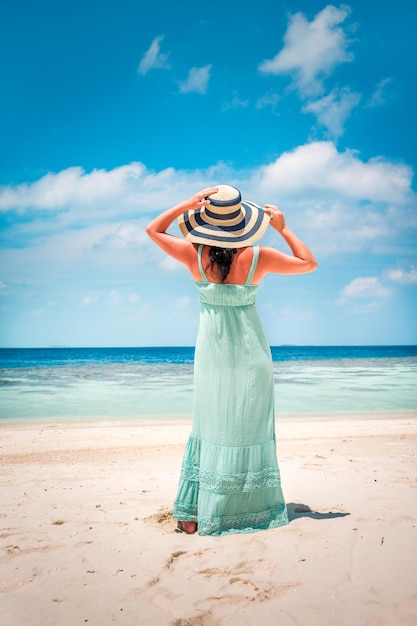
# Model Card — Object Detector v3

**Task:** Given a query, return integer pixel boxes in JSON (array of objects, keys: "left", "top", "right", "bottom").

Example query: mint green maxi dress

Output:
[{"left": 173, "top": 245, "right": 289, "bottom": 536}]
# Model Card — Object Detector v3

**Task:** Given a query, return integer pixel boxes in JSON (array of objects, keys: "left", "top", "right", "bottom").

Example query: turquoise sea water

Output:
[{"left": 0, "top": 346, "right": 416, "bottom": 423}]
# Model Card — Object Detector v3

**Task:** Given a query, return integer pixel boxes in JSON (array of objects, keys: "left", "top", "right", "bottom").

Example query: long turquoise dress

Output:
[{"left": 173, "top": 245, "right": 289, "bottom": 536}]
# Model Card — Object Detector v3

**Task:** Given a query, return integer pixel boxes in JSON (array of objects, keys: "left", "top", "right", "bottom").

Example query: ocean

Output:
[{"left": 0, "top": 346, "right": 416, "bottom": 423}]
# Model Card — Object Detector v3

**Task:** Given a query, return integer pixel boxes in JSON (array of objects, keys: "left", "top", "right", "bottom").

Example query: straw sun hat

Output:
[{"left": 177, "top": 185, "right": 271, "bottom": 249}]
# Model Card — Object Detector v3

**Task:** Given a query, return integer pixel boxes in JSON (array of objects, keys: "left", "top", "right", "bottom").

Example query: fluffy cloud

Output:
[
  {"left": 81, "top": 296, "right": 98, "bottom": 306},
  {"left": 255, "top": 91, "right": 281, "bottom": 112},
  {"left": 340, "top": 277, "right": 391, "bottom": 300},
  {"left": 0, "top": 163, "right": 147, "bottom": 213},
  {"left": 96, "top": 221, "right": 150, "bottom": 250},
  {"left": 138, "top": 35, "right": 170, "bottom": 75},
  {"left": 255, "top": 141, "right": 413, "bottom": 205},
  {"left": 178, "top": 65, "right": 212, "bottom": 94},
  {"left": 387, "top": 267, "right": 417, "bottom": 284},
  {"left": 248, "top": 141, "right": 416, "bottom": 256},
  {"left": 159, "top": 255, "right": 185, "bottom": 272},
  {"left": 175, "top": 296, "right": 192, "bottom": 309},
  {"left": 222, "top": 94, "right": 250, "bottom": 111},
  {"left": 366, "top": 77, "right": 393, "bottom": 108},
  {"left": 303, "top": 87, "right": 361, "bottom": 138},
  {"left": 258, "top": 5, "right": 353, "bottom": 96},
  {"left": 0, "top": 163, "right": 216, "bottom": 238}
]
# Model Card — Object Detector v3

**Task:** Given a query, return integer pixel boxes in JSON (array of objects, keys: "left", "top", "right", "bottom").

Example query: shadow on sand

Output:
[{"left": 287, "top": 503, "right": 350, "bottom": 522}]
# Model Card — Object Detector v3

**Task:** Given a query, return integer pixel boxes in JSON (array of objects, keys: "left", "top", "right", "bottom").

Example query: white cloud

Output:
[
  {"left": 159, "top": 255, "right": 184, "bottom": 272},
  {"left": 256, "top": 141, "right": 413, "bottom": 205},
  {"left": 0, "top": 163, "right": 147, "bottom": 214},
  {"left": 109, "top": 290, "right": 122, "bottom": 304},
  {"left": 296, "top": 202, "right": 389, "bottom": 256},
  {"left": 387, "top": 267, "right": 417, "bottom": 284},
  {"left": 366, "top": 77, "right": 393, "bottom": 108},
  {"left": 256, "top": 91, "right": 281, "bottom": 112},
  {"left": 0, "top": 163, "right": 218, "bottom": 239},
  {"left": 340, "top": 277, "right": 391, "bottom": 299},
  {"left": 303, "top": 87, "right": 361, "bottom": 138},
  {"left": 138, "top": 35, "right": 170, "bottom": 75},
  {"left": 175, "top": 296, "right": 192, "bottom": 309},
  {"left": 277, "top": 305, "right": 314, "bottom": 321},
  {"left": 258, "top": 5, "right": 353, "bottom": 96},
  {"left": 97, "top": 221, "right": 149, "bottom": 250},
  {"left": 105, "top": 290, "right": 143, "bottom": 305},
  {"left": 178, "top": 65, "right": 212, "bottom": 94},
  {"left": 0, "top": 160, "right": 233, "bottom": 227},
  {"left": 81, "top": 296, "right": 98, "bottom": 306},
  {"left": 350, "top": 301, "right": 383, "bottom": 315},
  {"left": 222, "top": 94, "right": 250, "bottom": 111},
  {"left": 252, "top": 141, "right": 416, "bottom": 256}
]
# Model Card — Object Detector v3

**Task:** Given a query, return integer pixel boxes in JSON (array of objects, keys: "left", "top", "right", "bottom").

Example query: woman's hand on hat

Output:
[
  {"left": 264, "top": 205, "right": 286, "bottom": 232},
  {"left": 184, "top": 187, "right": 219, "bottom": 211}
]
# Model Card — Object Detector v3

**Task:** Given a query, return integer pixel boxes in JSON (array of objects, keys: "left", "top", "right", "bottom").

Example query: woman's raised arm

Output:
[
  {"left": 146, "top": 187, "right": 218, "bottom": 263},
  {"left": 257, "top": 205, "right": 318, "bottom": 277}
]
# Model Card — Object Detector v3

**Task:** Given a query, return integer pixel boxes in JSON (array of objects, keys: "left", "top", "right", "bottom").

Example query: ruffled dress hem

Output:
[
  {"left": 173, "top": 504, "right": 288, "bottom": 536},
  {"left": 172, "top": 434, "right": 289, "bottom": 536}
]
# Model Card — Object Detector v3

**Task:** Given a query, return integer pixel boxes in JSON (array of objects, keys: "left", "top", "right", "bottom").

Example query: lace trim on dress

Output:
[
  {"left": 173, "top": 501, "right": 198, "bottom": 521},
  {"left": 173, "top": 502, "right": 288, "bottom": 535},
  {"left": 197, "top": 505, "right": 288, "bottom": 535},
  {"left": 179, "top": 462, "right": 282, "bottom": 493}
]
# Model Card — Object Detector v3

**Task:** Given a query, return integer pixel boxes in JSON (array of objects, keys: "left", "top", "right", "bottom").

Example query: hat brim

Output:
[{"left": 178, "top": 201, "right": 271, "bottom": 249}]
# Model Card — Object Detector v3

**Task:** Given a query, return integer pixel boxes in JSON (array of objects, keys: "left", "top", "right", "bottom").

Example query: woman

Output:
[{"left": 146, "top": 185, "right": 317, "bottom": 536}]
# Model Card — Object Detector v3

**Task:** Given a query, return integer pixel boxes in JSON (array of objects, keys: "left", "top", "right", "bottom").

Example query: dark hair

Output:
[{"left": 207, "top": 246, "right": 237, "bottom": 283}]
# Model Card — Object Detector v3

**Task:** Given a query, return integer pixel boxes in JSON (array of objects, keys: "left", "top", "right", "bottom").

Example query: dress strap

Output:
[
  {"left": 244, "top": 246, "right": 260, "bottom": 285},
  {"left": 197, "top": 244, "right": 209, "bottom": 282}
]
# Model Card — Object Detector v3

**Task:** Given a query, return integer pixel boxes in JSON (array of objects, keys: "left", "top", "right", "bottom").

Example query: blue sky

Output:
[{"left": 0, "top": 0, "right": 416, "bottom": 347}]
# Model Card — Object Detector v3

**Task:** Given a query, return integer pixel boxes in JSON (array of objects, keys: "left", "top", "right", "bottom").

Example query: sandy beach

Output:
[{"left": 1, "top": 416, "right": 417, "bottom": 625}]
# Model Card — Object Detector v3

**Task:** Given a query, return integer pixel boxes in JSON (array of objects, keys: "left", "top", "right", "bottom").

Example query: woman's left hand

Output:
[{"left": 264, "top": 204, "right": 286, "bottom": 232}]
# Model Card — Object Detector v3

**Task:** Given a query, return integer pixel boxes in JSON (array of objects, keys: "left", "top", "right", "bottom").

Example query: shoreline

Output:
[
  {"left": 0, "top": 408, "right": 416, "bottom": 428},
  {"left": 1, "top": 416, "right": 417, "bottom": 625}
]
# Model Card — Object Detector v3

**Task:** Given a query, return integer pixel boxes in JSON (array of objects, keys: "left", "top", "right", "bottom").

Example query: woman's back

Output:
[{"left": 196, "top": 245, "right": 259, "bottom": 285}]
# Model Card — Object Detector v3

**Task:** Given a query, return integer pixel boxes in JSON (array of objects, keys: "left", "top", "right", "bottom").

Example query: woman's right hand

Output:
[
  {"left": 182, "top": 187, "right": 219, "bottom": 212},
  {"left": 264, "top": 204, "right": 286, "bottom": 232}
]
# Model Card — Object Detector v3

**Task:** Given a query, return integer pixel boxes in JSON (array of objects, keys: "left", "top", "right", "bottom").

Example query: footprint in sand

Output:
[
  {"left": 169, "top": 616, "right": 218, "bottom": 626},
  {"left": 135, "top": 548, "right": 298, "bottom": 623},
  {"left": 143, "top": 506, "right": 177, "bottom": 532},
  {"left": 4, "top": 543, "right": 50, "bottom": 556}
]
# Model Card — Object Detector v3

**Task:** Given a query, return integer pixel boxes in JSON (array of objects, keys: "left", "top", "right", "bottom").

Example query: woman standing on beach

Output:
[{"left": 146, "top": 185, "right": 317, "bottom": 536}]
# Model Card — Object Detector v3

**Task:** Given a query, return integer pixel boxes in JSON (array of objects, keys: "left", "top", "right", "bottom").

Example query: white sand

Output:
[{"left": 1, "top": 417, "right": 417, "bottom": 625}]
